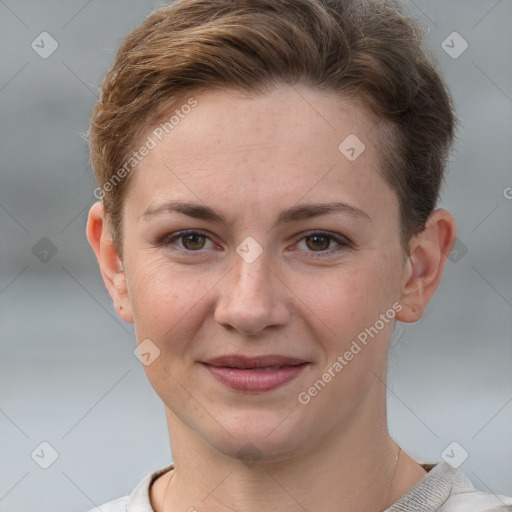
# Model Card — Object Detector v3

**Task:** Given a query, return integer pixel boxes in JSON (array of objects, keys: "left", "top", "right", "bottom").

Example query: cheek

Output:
[
  {"left": 128, "top": 261, "right": 215, "bottom": 393},
  {"left": 302, "top": 254, "right": 400, "bottom": 360},
  {"left": 310, "top": 261, "right": 392, "bottom": 320},
  {"left": 303, "top": 265, "right": 398, "bottom": 396},
  {"left": 127, "top": 258, "right": 214, "bottom": 342}
]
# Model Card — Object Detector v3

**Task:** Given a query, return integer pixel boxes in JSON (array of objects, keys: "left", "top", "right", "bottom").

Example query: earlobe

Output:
[
  {"left": 395, "top": 209, "right": 456, "bottom": 324},
  {"left": 86, "top": 202, "right": 134, "bottom": 323}
]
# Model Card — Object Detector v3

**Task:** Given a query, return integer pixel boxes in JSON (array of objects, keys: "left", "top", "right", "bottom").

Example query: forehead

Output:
[
  {"left": 125, "top": 84, "right": 397, "bottom": 224},
  {"left": 168, "top": 85, "right": 375, "bottom": 156}
]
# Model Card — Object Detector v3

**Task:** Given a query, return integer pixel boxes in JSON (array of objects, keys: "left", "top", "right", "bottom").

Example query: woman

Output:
[{"left": 85, "top": 0, "right": 512, "bottom": 510}]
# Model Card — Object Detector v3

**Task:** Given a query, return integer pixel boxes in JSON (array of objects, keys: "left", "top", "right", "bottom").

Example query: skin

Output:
[{"left": 87, "top": 84, "right": 456, "bottom": 512}]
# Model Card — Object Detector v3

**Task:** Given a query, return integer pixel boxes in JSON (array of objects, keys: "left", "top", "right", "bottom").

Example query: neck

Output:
[{"left": 151, "top": 382, "right": 426, "bottom": 512}]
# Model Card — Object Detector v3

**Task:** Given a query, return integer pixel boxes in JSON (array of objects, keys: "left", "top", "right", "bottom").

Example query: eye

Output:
[
  {"left": 293, "top": 231, "right": 350, "bottom": 256},
  {"left": 159, "top": 230, "right": 216, "bottom": 252},
  {"left": 179, "top": 232, "right": 208, "bottom": 251}
]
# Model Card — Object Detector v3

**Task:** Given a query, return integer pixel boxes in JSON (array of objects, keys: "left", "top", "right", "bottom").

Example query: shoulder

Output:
[
  {"left": 439, "top": 490, "right": 512, "bottom": 512},
  {"left": 387, "top": 461, "right": 512, "bottom": 512},
  {"left": 436, "top": 463, "right": 512, "bottom": 512},
  {"left": 83, "top": 464, "right": 174, "bottom": 512}
]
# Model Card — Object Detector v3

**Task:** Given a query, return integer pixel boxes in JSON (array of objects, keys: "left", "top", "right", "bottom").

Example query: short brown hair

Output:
[{"left": 88, "top": 0, "right": 455, "bottom": 254}]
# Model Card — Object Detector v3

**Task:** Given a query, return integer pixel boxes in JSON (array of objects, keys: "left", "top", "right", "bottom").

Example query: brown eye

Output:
[
  {"left": 181, "top": 233, "right": 207, "bottom": 250},
  {"left": 293, "top": 231, "right": 350, "bottom": 258},
  {"left": 304, "top": 234, "right": 332, "bottom": 251},
  {"left": 159, "top": 230, "right": 215, "bottom": 253}
]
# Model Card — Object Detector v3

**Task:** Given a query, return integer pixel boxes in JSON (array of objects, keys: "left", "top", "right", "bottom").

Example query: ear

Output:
[
  {"left": 395, "top": 208, "right": 456, "bottom": 323},
  {"left": 86, "top": 201, "right": 134, "bottom": 323}
]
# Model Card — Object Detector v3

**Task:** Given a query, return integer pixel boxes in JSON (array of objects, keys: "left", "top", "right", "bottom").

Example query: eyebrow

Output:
[{"left": 141, "top": 200, "right": 371, "bottom": 225}]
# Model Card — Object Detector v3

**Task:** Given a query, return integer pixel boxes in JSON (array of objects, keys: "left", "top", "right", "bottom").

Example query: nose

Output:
[{"left": 214, "top": 249, "right": 290, "bottom": 336}]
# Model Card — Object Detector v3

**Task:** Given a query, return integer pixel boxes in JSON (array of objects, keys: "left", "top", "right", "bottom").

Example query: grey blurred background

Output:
[{"left": 0, "top": 0, "right": 511, "bottom": 510}]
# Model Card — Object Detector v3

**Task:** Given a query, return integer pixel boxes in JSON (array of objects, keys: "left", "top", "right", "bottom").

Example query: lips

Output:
[
  {"left": 203, "top": 354, "right": 308, "bottom": 369},
  {"left": 201, "top": 355, "right": 309, "bottom": 392}
]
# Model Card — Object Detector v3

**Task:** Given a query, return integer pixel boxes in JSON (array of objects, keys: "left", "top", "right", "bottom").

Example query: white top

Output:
[{"left": 87, "top": 461, "right": 512, "bottom": 512}]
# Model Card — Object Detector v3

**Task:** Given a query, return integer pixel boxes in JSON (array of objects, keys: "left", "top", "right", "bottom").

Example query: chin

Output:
[
  {"left": 216, "top": 437, "right": 304, "bottom": 466},
  {"left": 201, "top": 411, "right": 312, "bottom": 465}
]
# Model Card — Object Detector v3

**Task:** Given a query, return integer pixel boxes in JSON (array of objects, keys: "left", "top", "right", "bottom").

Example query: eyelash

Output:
[{"left": 158, "top": 230, "right": 351, "bottom": 258}]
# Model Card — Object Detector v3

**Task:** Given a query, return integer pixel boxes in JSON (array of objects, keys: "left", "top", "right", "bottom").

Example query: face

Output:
[{"left": 117, "top": 85, "right": 408, "bottom": 461}]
